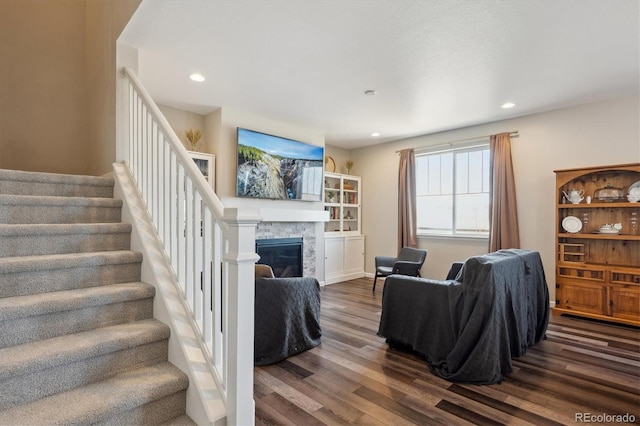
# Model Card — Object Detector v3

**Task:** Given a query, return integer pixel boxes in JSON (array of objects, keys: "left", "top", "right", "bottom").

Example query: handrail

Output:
[
  {"left": 118, "top": 67, "right": 259, "bottom": 425},
  {"left": 123, "top": 68, "right": 226, "bottom": 221}
]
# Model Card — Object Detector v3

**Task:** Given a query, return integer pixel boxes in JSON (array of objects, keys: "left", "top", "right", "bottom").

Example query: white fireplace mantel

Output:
[
  {"left": 258, "top": 208, "right": 329, "bottom": 223},
  {"left": 221, "top": 196, "right": 329, "bottom": 223}
]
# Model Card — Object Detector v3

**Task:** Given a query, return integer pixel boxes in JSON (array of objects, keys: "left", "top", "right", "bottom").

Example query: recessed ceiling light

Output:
[
  {"left": 502, "top": 102, "right": 516, "bottom": 109},
  {"left": 371, "top": 132, "right": 380, "bottom": 137},
  {"left": 364, "top": 90, "right": 377, "bottom": 96},
  {"left": 189, "top": 73, "right": 205, "bottom": 82}
]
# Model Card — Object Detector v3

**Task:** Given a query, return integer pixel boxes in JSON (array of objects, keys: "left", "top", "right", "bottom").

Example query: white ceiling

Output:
[{"left": 119, "top": 0, "right": 639, "bottom": 149}]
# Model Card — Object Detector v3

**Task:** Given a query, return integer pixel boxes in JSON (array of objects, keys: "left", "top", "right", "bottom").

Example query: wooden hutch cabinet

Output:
[{"left": 554, "top": 163, "right": 640, "bottom": 326}]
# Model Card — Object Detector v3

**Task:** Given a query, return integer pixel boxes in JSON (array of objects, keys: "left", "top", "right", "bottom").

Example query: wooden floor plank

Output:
[
  {"left": 254, "top": 277, "right": 640, "bottom": 425},
  {"left": 447, "top": 384, "right": 563, "bottom": 426},
  {"left": 262, "top": 363, "right": 366, "bottom": 423},
  {"left": 259, "top": 392, "right": 326, "bottom": 426},
  {"left": 352, "top": 386, "right": 440, "bottom": 425}
]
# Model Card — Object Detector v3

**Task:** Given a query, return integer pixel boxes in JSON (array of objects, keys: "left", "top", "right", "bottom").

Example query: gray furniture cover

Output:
[
  {"left": 255, "top": 276, "right": 322, "bottom": 365},
  {"left": 377, "top": 249, "right": 549, "bottom": 384}
]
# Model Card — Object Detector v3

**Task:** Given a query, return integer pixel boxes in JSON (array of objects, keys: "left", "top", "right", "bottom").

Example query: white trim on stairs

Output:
[{"left": 113, "top": 163, "right": 225, "bottom": 426}]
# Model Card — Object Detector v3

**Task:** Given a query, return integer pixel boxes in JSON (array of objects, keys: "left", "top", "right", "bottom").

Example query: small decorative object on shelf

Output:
[
  {"left": 554, "top": 163, "right": 640, "bottom": 327},
  {"left": 563, "top": 188, "right": 584, "bottom": 204},
  {"left": 345, "top": 160, "right": 354, "bottom": 174},
  {"left": 630, "top": 211, "right": 638, "bottom": 234},
  {"left": 581, "top": 211, "right": 590, "bottom": 233},
  {"left": 185, "top": 129, "right": 202, "bottom": 151},
  {"left": 593, "top": 183, "right": 626, "bottom": 202},
  {"left": 326, "top": 192, "right": 335, "bottom": 203},
  {"left": 325, "top": 156, "right": 336, "bottom": 172},
  {"left": 628, "top": 182, "right": 640, "bottom": 202}
]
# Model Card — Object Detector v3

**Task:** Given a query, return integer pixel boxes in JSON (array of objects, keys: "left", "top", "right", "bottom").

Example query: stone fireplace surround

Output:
[{"left": 256, "top": 221, "right": 316, "bottom": 277}]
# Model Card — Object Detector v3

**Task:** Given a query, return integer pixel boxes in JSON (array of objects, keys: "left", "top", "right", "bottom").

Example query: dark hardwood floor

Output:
[{"left": 254, "top": 277, "right": 640, "bottom": 425}]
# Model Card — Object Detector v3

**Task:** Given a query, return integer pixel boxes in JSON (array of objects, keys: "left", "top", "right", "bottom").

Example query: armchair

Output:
[
  {"left": 373, "top": 247, "right": 427, "bottom": 292},
  {"left": 254, "top": 264, "right": 321, "bottom": 365}
]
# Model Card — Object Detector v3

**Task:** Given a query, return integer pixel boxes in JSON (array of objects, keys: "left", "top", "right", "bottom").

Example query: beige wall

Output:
[
  {"left": 354, "top": 95, "right": 640, "bottom": 301},
  {"left": 0, "top": 0, "right": 140, "bottom": 175},
  {"left": 0, "top": 0, "right": 88, "bottom": 174},
  {"left": 325, "top": 145, "right": 352, "bottom": 175},
  {"left": 158, "top": 105, "right": 209, "bottom": 152},
  {"left": 86, "top": 0, "right": 142, "bottom": 176}
]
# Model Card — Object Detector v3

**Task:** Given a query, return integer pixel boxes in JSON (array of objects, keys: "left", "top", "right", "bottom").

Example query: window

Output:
[{"left": 416, "top": 144, "right": 490, "bottom": 237}]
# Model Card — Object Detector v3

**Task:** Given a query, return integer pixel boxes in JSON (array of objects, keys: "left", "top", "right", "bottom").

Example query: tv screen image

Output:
[{"left": 236, "top": 128, "right": 324, "bottom": 201}]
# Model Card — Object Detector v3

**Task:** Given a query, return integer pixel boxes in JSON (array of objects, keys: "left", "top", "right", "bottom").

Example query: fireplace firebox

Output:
[{"left": 255, "top": 237, "right": 303, "bottom": 278}]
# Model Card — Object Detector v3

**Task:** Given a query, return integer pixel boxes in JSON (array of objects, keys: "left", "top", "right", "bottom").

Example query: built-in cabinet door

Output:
[
  {"left": 325, "top": 235, "right": 365, "bottom": 284},
  {"left": 344, "top": 236, "right": 364, "bottom": 275},
  {"left": 325, "top": 237, "right": 344, "bottom": 282}
]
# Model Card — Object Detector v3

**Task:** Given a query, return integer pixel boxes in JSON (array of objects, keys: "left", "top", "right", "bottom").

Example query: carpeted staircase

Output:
[{"left": 0, "top": 169, "right": 194, "bottom": 425}]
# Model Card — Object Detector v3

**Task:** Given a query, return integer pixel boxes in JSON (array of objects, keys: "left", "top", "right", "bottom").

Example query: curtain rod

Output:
[{"left": 396, "top": 131, "right": 519, "bottom": 153}]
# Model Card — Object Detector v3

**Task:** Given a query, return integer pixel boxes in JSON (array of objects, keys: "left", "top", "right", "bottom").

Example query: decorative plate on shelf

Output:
[
  {"left": 562, "top": 216, "right": 582, "bottom": 233},
  {"left": 629, "top": 180, "right": 640, "bottom": 196},
  {"left": 325, "top": 156, "right": 336, "bottom": 173}
]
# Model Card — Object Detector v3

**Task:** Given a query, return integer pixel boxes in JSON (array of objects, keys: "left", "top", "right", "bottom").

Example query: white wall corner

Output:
[{"left": 112, "top": 162, "right": 226, "bottom": 426}]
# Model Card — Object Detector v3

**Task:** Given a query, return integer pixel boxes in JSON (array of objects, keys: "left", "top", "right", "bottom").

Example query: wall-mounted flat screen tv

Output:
[{"left": 236, "top": 127, "right": 324, "bottom": 201}]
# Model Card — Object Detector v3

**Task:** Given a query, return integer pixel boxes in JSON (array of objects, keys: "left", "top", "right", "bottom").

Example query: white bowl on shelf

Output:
[
  {"left": 628, "top": 194, "right": 640, "bottom": 203},
  {"left": 598, "top": 223, "right": 622, "bottom": 234}
]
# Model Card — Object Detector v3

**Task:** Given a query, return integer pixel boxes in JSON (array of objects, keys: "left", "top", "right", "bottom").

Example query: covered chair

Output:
[
  {"left": 254, "top": 265, "right": 322, "bottom": 365},
  {"left": 377, "top": 249, "right": 550, "bottom": 384},
  {"left": 373, "top": 247, "right": 427, "bottom": 292}
]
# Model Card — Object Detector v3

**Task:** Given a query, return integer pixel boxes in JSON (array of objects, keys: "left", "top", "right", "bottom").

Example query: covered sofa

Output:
[
  {"left": 377, "top": 249, "right": 549, "bottom": 384},
  {"left": 254, "top": 275, "right": 322, "bottom": 365}
]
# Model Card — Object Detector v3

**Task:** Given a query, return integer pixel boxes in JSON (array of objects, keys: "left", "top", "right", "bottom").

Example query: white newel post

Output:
[{"left": 223, "top": 207, "right": 261, "bottom": 426}]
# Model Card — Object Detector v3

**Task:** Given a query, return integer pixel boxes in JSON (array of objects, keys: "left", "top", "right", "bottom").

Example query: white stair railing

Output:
[{"left": 117, "top": 67, "right": 259, "bottom": 425}]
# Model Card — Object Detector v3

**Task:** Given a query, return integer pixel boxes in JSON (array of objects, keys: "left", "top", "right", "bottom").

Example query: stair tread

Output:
[
  {"left": 0, "top": 194, "right": 122, "bottom": 206},
  {"left": 0, "top": 282, "right": 154, "bottom": 321},
  {"left": 0, "top": 362, "right": 187, "bottom": 425},
  {"left": 0, "top": 169, "right": 190, "bottom": 423},
  {"left": 0, "top": 168, "right": 115, "bottom": 187},
  {"left": 162, "top": 414, "right": 198, "bottom": 425},
  {"left": 0, "top": 222, "right": 131, "bottom": 237},
  {"left": 0, "top": 319, "right": 169, "bottom": 381},
  {"left": 0, "top": 250, "right": 142, "bottom": 274}
]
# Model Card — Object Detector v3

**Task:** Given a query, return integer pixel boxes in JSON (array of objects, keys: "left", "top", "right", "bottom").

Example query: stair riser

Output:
[
  {"left": 0, "top": 232, "right": 131, "bottom": 257},
  {"left": 0, "top": 205, "right": 121, "bottom": 224},
  {"left": 0, "top": 340, "right": 168, "bottom": 410},
  {"left": 0, "top": 263, "right": 142, "bottom": 298},
  {"left": 0, "top": 181, "right": 114, "bottom": 198},
  {"left": 101, "top": 391, "right": 188, "bottom": 426},
  {"left": 0, "top": 298, "right": 154, "bottom": 349}
]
